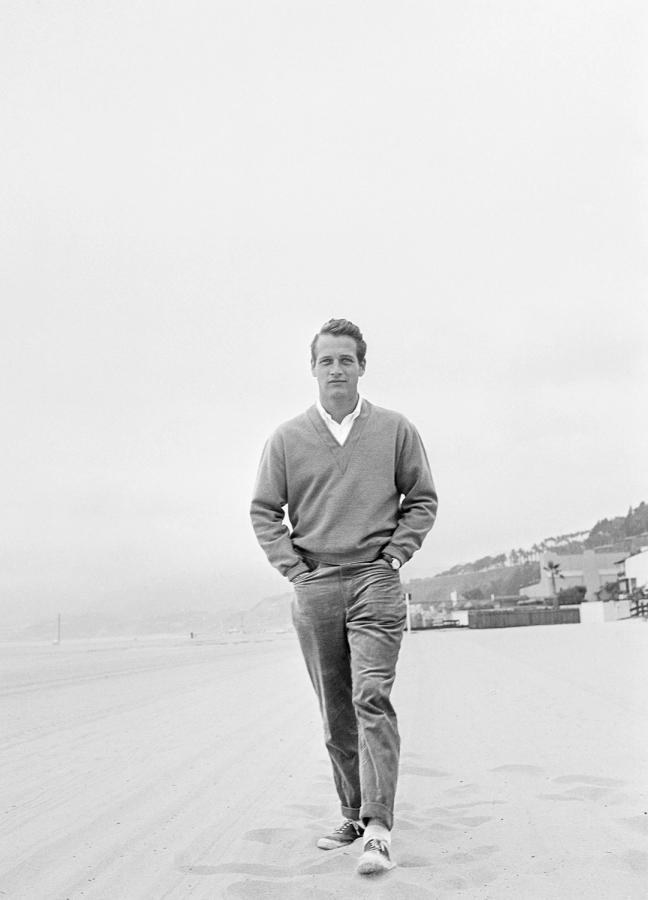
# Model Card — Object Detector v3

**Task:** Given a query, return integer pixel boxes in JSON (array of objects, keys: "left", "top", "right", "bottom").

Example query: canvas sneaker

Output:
[
  {"left": 356, "top": 838, "right": 395, "bottom": 875},
  {"left": 317, "top": 818, "right": 365, "bottom": 850}
]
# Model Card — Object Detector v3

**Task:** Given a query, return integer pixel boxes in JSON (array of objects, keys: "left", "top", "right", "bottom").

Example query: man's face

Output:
[{"left": 311, "top": 334, "right": 365, "bottom": 406}]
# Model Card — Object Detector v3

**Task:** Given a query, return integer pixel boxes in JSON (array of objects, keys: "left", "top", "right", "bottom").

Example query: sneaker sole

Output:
[
  {"left": 357, "top": 851, "right": 395, "bottom": 875},
  {"left": 317, "top": 837, "right": 358, "bottom": 850}
]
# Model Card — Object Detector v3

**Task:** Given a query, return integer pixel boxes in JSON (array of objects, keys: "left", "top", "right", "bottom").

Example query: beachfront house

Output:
[
  {"left": 519, "top": 549, "right": 621, "bottom": 603},
  {"left": 615, "top": 547, "right": 648, "bottom": 597}
]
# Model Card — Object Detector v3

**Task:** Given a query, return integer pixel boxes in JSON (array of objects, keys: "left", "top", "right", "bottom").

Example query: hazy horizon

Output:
[{"left": 2, "top": 1, "right": 647, "bottom": 626}]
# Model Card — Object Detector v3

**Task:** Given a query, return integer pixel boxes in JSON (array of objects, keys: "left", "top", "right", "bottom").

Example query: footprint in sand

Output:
[
  {"left": 619, "top": 813, "right": 648, "bottom": 836},
  {"left": 540, "top": 785, "right": 613, "bottom": 802},
  {"left": 539, "top": 776, "right": 627, "bottom": 804},
  {"left": 394, "top": 818, "right": 421, "bottom": 831},
  {"left": 442, "top": 782, "right": 481, "bottom": 797},
  {"left": 445, "top": 800, "right": 506, "bottom": 810},
  {"left": 419, "top": 804, "right": 492, "bottom": 829},
  {"left": 286, "top": 802, "right": 329, "bottom": 818},
  {"left": 490, "top": 764, "right": 544, "bottom": 776},
  {"left": 425, "top": 804, "right": 472, "bottom": 818},
  {"left": 298, "top": 854, "right": 356, "bottom": 876},
  {"left": 424, "top": 822, "right": 461, "bottom": 833},
  {"left": 452, "top": 815, "right": 493, "bottom": 827},
  {"left": 552, "top": 774, "right": 625, "bottom": 787},
  {"left": 243, "top": 827, "right": 303, "bottom": 845},
  {"left": 226, "top": 880, "right": 338, "bottom": 899},
  {"left": 400, "top": 764, "right": 451, "bottom": 777},
  {"left": 180, "top": 862, "right": 292, "bottom": 877},
  {"left": 441, "top": 875, "right": 470, "bottom": 891},
  {"left": 371, "top": 882, "right": 437, "bottom": 899},
  {"left": 397, "top": 853, "right": 435, "bottom": 868},
  {"left": 447, "top": 845, "right": 499, "bottom": 864},
  {"left": 440, "top": 866, "right": 497, "bottom": 891},
  {"left": 604, "top": 848, "right": 648, "bottom": 874}
]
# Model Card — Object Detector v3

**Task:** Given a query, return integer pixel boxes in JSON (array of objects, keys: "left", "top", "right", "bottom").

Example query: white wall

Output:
[
  {"left": 625, "top": 549, "right": 648, "bottom": 590},
  {"left": 580, "top": 600, "right": 631, "bottom": 624}
]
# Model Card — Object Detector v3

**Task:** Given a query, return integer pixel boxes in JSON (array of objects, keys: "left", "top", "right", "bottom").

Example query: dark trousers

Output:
[{"left": 291, "top": 560, "right": 406, "bottom": 830}]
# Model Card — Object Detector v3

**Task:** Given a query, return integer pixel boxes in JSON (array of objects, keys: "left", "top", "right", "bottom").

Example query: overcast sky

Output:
[{"left": 2, "top": 1, "right": 647, "bottom": 623}]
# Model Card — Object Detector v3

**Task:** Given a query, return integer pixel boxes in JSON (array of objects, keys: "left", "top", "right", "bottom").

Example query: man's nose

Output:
[{"left": 330, "top": 359, "right": 342, "bottom": 375}]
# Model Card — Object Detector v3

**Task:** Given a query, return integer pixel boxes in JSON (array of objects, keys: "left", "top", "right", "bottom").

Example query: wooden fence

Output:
[
  {"left": 630, "top": 599, "right": 648, "bottom": 617},
  {"left": 468, "top": 608, "right": 581, "bottom": 629}
]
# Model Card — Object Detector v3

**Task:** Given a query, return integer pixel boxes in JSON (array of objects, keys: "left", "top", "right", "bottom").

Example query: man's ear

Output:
[{"left": 359, "top": 361, "right": 366, "bottom": 376}]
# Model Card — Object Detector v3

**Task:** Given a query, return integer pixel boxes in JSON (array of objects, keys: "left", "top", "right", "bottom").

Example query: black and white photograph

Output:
[{"left": 1, "top": 2, "right": 647, "bottom": 897}]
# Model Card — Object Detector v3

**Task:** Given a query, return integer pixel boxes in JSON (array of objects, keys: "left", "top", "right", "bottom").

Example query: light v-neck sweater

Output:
[{"left": 250, "top": 400, "right": 438, "bottom": 580}]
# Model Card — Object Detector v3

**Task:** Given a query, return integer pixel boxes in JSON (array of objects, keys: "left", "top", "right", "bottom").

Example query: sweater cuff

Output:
[{"left": 382, "top": 546, "right": 406, "bottom": 566}]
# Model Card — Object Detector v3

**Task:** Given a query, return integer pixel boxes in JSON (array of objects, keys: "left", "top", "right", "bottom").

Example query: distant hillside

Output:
[
  {"left": 438, "top": 501, "right": 648, "bottom": 577},
  {"left": 407, "top": 562, "right": 540, "bottom": 610},
  {"left": 7, "top": 608, "right": 233, "bottom": 642},
  {"left": 240, "top": 592, "right": 293, "bottom": 632},
  {"left": 584, "top": 501, "right": 648, "bottom": 549},
  {"left": 4, "top": 594, "right": 295, "bottom": 643}
]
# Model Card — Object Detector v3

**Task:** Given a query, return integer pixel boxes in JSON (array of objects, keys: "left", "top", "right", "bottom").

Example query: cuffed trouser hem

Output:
[
  {"left": 360, "top": 801, "right": 393, "bottom": 831},
  {"left": 341, "top": 805, "right": 361, "bottom": 821}
]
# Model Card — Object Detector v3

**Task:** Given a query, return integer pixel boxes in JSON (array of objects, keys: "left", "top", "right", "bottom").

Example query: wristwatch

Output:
[{"left": 382, "top": 554, "right": 401, "bottom": 571}]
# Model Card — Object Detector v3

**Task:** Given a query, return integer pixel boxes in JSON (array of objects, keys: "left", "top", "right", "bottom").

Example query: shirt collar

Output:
[{"left": 316, "top": 394, "right": 363, "bottom": 426}]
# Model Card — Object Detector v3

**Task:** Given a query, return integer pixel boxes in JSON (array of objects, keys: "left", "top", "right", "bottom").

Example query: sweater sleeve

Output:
[
  {"left": 382, "top": 421, "right": 438, "bottom": 564},
  {"left": 250, "top": 431, "right": 311, "bottom": 580}
]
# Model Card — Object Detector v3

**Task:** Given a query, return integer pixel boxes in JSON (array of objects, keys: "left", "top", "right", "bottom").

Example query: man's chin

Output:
[{"left": 326, "top": 386, "right": 351, "bottom": 399}]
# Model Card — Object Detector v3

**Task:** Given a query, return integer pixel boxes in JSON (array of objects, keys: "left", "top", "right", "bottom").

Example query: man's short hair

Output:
[{"left": 310, "top": 318, "right": 367, "bottom": 366}]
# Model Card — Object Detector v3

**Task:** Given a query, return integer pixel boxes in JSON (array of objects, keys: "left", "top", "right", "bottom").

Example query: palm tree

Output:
[{"left": 544, "top": 560, "right": 564, "bottom": 610}]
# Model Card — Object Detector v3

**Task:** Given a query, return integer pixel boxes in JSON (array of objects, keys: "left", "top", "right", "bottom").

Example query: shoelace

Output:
[
  {"left": 335, "top": 819, "right": 361, "bottom": 834},
  {"left": 363, "top": 838, "right": 389, "bottom": 855}
]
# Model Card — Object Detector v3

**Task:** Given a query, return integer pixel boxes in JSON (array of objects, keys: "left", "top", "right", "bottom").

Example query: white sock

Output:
[{"left": 363, "top": 819, "right": 391, "bottom": 846}]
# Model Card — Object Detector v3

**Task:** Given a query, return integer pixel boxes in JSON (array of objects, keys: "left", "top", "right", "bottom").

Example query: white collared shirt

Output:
[{"left": 316, "top": 395, "right": 363, "bottom": 446}]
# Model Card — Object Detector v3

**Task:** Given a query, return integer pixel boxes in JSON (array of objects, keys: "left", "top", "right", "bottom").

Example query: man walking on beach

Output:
[{"left": 250, "top": 318, "right": 438, "bottom": 875}]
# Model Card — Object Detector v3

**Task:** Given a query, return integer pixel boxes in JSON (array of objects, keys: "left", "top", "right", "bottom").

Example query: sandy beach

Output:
[{"left": 1, "top": 620, "right": 647, "bottom": 899}]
